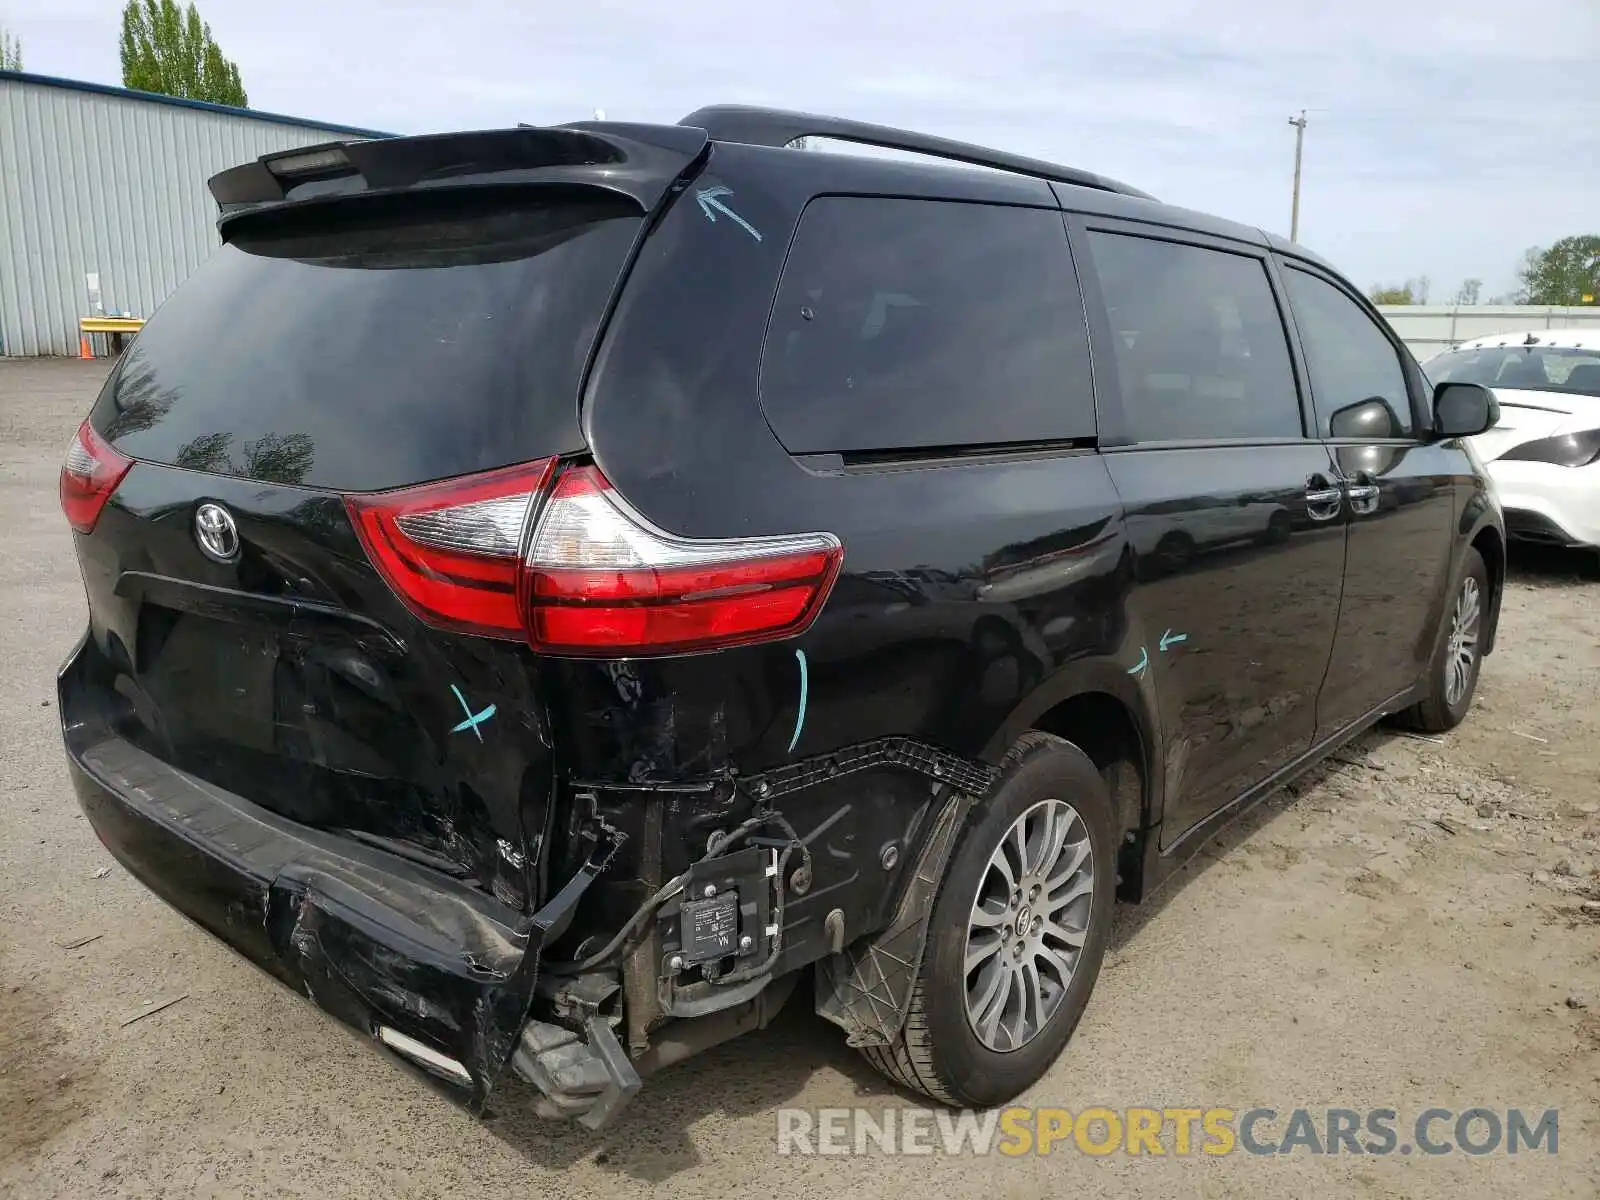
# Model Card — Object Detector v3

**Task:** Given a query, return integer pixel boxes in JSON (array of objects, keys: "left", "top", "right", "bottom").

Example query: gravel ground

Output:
[{"left": 2, "top": 358, "right": 1597, "bottom": 1198}]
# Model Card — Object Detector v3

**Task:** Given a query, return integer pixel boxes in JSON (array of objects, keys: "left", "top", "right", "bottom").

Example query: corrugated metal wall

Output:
[
  {"left": 0, "top": 77, "right": 375, "bottom": 356},
  {"left": 1377, "top": 305, "right": 1600, "bottom": 362}
]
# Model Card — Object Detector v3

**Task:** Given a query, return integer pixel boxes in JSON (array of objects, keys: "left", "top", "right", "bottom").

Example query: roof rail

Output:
[{"left": 677, "top": 104, "right": 1154, "bottom": 201}]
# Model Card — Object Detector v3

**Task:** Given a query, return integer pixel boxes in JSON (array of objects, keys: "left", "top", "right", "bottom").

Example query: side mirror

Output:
[
  {"left": 1329, "top": 396, "right": 1406, "bottom": 440},
  {"left": 1432, "top": 382, "right": 1499, "bottom": 439}
]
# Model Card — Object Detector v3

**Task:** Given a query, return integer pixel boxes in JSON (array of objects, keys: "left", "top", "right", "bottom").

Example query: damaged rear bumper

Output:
[
  {"left": 58, "top": 626, "right": 1007, "bottom": 1126},
  {"left": 58, "top": 640, "right": 616, "bottom": 1113}
]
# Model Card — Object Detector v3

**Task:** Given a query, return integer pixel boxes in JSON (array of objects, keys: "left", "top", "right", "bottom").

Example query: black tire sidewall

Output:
[{"left": 917, "top": 737, "right": 1118, "bottom": 1107}]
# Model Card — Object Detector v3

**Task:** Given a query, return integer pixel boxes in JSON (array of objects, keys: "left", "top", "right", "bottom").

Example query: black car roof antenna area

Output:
[{"left": 674, "top": 104, "right": 1156, "bottom": 201}]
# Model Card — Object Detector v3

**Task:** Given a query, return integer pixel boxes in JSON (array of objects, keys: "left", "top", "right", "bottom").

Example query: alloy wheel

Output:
[
  {"left": 1444, "top": 575, "right": 1481, "bottom": 707},
  {"left": 962, "top": 799, "right": 1095, "bottom": 1053}
]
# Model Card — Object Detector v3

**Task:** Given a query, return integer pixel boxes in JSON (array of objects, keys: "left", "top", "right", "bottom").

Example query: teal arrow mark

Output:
[{"left": 696, "top": 186, "right": 762, "bottom": 242}]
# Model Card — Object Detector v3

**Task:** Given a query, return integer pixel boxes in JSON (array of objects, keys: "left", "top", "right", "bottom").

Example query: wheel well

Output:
[
  {"left": 1471, "top": 525, "right": 1505, "bottom": 654},
  {"left": 1030, "top": 691, "right": 1148, "bottom": 894}
]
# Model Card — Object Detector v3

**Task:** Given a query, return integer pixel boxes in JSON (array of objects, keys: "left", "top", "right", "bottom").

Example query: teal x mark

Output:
[{"left": 450, "top": 685, "right": 497, "bottom": 742}]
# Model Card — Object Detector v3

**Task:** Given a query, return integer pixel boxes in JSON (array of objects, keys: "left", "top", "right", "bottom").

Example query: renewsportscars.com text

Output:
[{"left": 775, "top": 1106, "right": 1559, "bottom": 1158}]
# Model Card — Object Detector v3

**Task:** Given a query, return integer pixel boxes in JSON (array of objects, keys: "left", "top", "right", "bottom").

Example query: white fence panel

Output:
[{"left": 1377, "top": 305, "right": 1600, "bottom": 362}]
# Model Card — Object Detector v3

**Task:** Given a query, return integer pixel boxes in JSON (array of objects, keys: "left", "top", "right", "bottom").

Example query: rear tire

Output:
[
  {"left": 859, "top": 732, "right": 1117, "bottom": 1107},
  {"left": 1397, "top": 547, "right": 1488, "bottom": 733}
]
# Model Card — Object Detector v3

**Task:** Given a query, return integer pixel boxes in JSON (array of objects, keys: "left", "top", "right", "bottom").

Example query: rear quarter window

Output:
[{"left": 759, "top": 196, "right": 1095, "bottom": 455}]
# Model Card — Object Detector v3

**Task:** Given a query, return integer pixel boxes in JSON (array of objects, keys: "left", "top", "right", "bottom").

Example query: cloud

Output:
[{"left": 6, "top": 0, "right": 1598, "bottom": 293}]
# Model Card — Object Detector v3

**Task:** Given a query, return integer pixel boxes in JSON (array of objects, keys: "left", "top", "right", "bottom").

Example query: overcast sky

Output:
[{"left": 7, "top": 0, "right": 1598, "bottom": 298}]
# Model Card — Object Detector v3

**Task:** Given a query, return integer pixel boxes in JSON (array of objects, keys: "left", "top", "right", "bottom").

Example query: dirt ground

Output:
[{"left": 2, "top": 358, "right": 1597, "bottom": 1199}]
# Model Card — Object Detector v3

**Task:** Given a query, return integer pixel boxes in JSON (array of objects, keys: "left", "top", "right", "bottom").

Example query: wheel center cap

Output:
[{"left": 1015, "top": 904, "right": 1033, "bottom": 929}]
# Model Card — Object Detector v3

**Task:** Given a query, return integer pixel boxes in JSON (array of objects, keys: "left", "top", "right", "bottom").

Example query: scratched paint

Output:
[
  {"left": 788, "top": 648, "right": 809, "bottom": 753},
  {"left": 696, "top": 185, "right": 762, "bottom": 242},
  {"left": 449, "top": 684, "right": 497, "bottom": 742}
]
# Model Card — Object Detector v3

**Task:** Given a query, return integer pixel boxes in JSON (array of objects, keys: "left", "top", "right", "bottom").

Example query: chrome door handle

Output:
[
  {"left": 1305, "top": 484, "right": 1343, "bottom": 522},
  {"left": 1345, "top": 481, "right": 1380, "bottom": 515}
]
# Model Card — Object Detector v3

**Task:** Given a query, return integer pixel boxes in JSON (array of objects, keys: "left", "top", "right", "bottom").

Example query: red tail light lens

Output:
[
  {"left": 60, "top": 420, "right": 134, "bottom": 533},
  {"left": 522, "top": 466, "right": 843, "bottom": 655},
  {"left": 346, "top": 459, "right": 843, "bottom": 656},
  {"left": 345, "top": 458, "right": 557, "bottom": 639}
]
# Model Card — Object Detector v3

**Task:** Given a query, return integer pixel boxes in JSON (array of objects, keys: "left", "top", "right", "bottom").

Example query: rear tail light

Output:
[
  {"left": 345, "top": 459, "right": 558, "bottom": 639},
  {"left": 59, "top": 420, "right": 134, "bottom": 533},
  {"left": 346, "top": 461, "right": 843, "bottom": 656},
  {"left": 523, "top": 465, "right": 843, "bottom": 655}
]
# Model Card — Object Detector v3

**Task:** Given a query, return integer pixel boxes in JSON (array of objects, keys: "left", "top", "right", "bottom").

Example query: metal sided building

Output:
[{"left": 0, "top": 70, "right": 389, "bottom": 356}]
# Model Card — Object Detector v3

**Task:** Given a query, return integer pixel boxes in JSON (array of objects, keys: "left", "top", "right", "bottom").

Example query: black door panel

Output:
[
  {"left": 1318, "top": 441, "right": 1459, "bottom": 732},
  {"left": 1276, "top": 261, "right": 1461, "bottom": 731},
  {"left": 1104, "top": 445, "right": 1347, "bottom": 844}
]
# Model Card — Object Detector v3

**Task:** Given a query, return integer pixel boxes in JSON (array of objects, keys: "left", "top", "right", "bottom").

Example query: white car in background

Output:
[{"left": 1423, "top": 330, "right": 1600, "bottom": 568}]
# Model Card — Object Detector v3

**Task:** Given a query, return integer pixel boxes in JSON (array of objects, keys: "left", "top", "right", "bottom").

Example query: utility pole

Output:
[{"left": 1288, "top": 110, "right": 1307, "bottom": 242}]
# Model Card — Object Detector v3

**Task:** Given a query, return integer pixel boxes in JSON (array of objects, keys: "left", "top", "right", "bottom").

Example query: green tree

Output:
[
  {"left": 1369, "top": 276, "right": 1430, "bottom": 305},
  {"left": 119, "top": 0, "right": 246, "bottom": 107},
  {"left": 1453, "top": 278, "right": 1482, "bottom": 306},
  {"left": 1, "top": 26, "right": 23, "bottom": 70},
  {"left": 1369, "top": 284, "right": 1415, "bottom": 305},
  {"left": 1517, "top": 236, "right": 1600, "bottom": 305}
]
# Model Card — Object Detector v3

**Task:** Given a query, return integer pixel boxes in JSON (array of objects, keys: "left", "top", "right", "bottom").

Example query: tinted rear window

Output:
[
  {"left": 92, "top": 190, "right": 641, "bottom": 492},
  {"left": 759, "top": 196, "right": 1094, "bottom": 454}
]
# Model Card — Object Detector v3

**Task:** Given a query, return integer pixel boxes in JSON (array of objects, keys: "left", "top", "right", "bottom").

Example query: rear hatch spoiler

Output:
[{"left": 207, "top": 122, "right": 712, "bottom": 229}]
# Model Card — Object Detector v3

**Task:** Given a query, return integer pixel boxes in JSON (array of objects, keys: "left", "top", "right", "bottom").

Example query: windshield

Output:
[
  {"left": 1423, "top": 345, "right": 1600, "bottom": 398},
  {"left": 91, "top": 189, "right": 642, "bottom": 492}
]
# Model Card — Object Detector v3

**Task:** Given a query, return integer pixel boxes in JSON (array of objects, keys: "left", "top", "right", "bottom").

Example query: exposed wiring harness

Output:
[
  {"left": 543, "top": 809, "right": 813, "bottom": 978},
  {"left": 713, "top": 810, "right": 803, "bottom": 987}
]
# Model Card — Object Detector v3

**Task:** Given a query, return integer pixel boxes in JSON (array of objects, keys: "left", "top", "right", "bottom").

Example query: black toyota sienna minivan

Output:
[{"left": 57, "top": 106, "right": 1505, "bottom": 1125}]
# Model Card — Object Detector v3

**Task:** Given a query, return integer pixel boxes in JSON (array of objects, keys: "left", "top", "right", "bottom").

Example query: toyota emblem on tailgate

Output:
[{"left": 194, "top": 502, "right": 240, "bottom": 562}]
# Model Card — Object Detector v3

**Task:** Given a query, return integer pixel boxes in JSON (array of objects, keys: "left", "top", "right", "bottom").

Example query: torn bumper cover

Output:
[{"left": 58, "top": 653, "right": 617, "bottom": 1113}]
